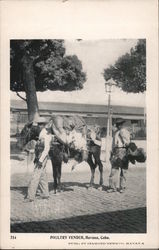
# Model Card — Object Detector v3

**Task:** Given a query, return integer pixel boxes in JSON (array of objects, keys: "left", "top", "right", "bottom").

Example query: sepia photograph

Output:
[
  {"left": 0, "top": 0, "right": 158, "bottom": 249},
  {"left": 10, "top": 39, "right": 147, "bottom": 233}
]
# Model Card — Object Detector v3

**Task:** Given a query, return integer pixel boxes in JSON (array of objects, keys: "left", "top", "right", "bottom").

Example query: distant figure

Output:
[
  {"left": 108, "top": 118, "right": 131, "bottom": 193},
  {"left": 86, "top": 125, "right": 104, "bottom": 187},
  {"left": 25, "top": 117, "right": 53, "bottom": 202}
]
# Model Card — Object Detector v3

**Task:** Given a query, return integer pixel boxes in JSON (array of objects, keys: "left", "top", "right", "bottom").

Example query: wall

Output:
[{"left": 10, "top": 110, "right": 146, "bottom": 139}]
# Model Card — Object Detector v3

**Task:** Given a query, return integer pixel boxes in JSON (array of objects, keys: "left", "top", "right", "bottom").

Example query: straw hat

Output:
[
  {"left": 115, "top": 118, "right": 126, "bottom": 125},
  {"left": 35, "top": 117, "right": 47, "bottom": 124}
]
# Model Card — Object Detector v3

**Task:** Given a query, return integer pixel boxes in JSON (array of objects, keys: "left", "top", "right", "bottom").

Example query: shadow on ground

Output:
[
  {"left": 11, "top": 186, "right": 28, "bottom": 196},
  {"left": 11, "top": 181, "right": 109, "bottom": 196},
  {"left": 48, "top": 181, "right": 97, "bottom": 192},
  {"left": 11, "top": 207, "right": 146, "bottom": 233},
  {"left": 10, "top": 155, "right": 25, "bottom": 161}
]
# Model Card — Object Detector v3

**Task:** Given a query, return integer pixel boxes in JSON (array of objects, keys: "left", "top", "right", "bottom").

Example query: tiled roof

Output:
[{"left": 10, "top": 99, "right": 144, "bottom": 116}]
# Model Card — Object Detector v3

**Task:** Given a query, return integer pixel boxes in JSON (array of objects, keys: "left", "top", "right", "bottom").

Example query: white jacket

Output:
[
  {"left": 113, "top": 128, "right": 130, "bottom": 148},
  {"left": 38, "top": 128, "right": 53, "bottom": 162}
]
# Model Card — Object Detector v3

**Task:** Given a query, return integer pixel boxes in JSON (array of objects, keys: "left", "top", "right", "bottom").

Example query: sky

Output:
[{"left": 10, "top": 39, "right": 146, "bottom": 107}]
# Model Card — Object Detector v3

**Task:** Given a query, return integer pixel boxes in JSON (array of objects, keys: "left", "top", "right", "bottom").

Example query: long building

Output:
[{"left": 10, "top": 99, "right": 146, "bottom": 138}]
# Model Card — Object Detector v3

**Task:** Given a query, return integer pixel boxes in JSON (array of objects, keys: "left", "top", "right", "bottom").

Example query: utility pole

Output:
[{"left": 105, "top": 78, "right": 116, "bottom": 167}]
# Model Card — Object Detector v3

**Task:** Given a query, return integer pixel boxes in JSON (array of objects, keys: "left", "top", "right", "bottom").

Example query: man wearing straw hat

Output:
[
  {"left": 108, "top": 118, "right": 131, "bottom": 193},
  {"left": 25, "top": 117, "right": 53, "bottom": 202}
]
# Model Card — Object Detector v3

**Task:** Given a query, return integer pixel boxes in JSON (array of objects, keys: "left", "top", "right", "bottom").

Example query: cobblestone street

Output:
[{"left": 11, "top": 161, "right": 146, "bottom": 233}]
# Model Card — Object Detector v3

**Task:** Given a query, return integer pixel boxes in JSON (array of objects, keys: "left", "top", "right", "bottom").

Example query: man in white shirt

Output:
[
  {"left": 108, "top": 118, "right": 131, "bottom": 193},
  {"left": 25, "top": 117, "right": 53, "bottom": 202}
]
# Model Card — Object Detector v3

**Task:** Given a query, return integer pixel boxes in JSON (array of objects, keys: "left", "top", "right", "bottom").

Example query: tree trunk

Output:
[{"left": 22, "top": 54, "right": 39, "bottom": 122}]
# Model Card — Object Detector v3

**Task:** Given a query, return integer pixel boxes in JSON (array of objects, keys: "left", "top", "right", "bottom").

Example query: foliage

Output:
[
  {"left": 103, "top": 40, "right": 146, "bottom": 93},
  {"left": 10, "top": 40, "right": 86, "bottom": 92}
]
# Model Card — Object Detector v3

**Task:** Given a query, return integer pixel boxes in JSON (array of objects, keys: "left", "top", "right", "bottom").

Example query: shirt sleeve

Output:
[
  {"left": 39, "top": 134, "right": 52, "bottom": 163},
  {"left": 120, "top": 128, "right": 131, "bottom": 146},
  {"left": 94, "top": 139, "right": 102, "bottom": 146},
  {"left": 39, "top": 128, "right": 45, "bottom": 140}
]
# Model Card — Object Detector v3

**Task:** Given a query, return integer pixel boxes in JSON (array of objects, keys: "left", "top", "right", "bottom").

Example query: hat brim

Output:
[{"left": 115, "top": 120, "right": 126, "bottom": 125}]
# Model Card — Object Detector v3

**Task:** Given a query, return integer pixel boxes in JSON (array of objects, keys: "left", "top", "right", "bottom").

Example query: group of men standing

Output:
[{"left": 24, "top": 116, "right": 136, "bottom": 202}]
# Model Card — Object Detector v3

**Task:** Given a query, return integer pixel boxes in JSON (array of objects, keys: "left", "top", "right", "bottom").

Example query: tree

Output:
[
  {"left": 103, "top": 39, "right": 146, "bottom": 93},
  {"left": 10, "top": 40, "right": 86, "bottom": 122}
]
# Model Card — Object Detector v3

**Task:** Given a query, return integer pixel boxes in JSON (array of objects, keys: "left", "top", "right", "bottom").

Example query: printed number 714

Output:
[{"left": 10, "top": 235, "right": 16, "bottom": 239}]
